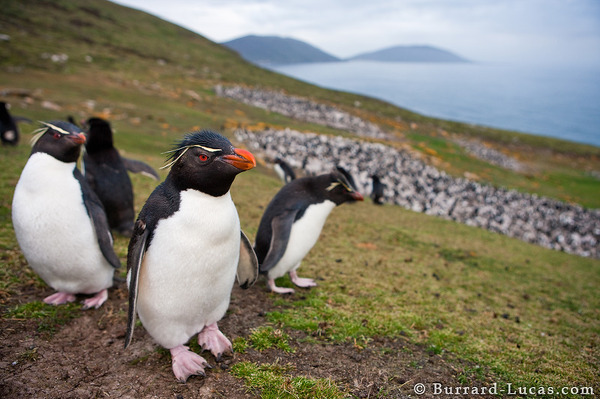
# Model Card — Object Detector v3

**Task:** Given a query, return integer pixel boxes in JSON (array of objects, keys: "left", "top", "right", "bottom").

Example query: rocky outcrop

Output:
[
  {"left": 453, "top": 138, "right": 525, "bottom": 172},
  {"left": 216, "top": 85, "right": 389, "bottom": 139},
  {"left": 236, "top": 128, "right": 599, "bottom": 258}
]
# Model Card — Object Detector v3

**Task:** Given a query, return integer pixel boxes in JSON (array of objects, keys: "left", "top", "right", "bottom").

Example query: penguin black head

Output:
[
  {"left": 31, "top": 121, "right": 86, "bottom": 163},
  {"left": 84, "top": 117, "right": 114, "bottom": 153},
  {"left": 164, "top": 129, "right": 256, "bottom": 196},
  {"left": 324, "top": 170, "right": 364, "bottom": 205}
]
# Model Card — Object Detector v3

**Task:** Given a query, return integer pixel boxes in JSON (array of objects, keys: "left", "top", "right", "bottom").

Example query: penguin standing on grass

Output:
[
  {"left": 274, "top": 157, "right": 296, "bottom": 184},
  {"left": 254, "top": 170, "right": 363, "bottom": 294},
  {"left": 83, "top": 117, "right": 159, "bottom": 237},
  {"left": 1, "top": 101, "right": 31, "bottom": 145},
  {"left": 370, "top": 175, "right": 385, "bottom": 205},
  {"left": 124, "top": 130, "right": 258, "bottom": 383},
  {"left": 12, "top": 121, "right": 120, "bottom": 308}
]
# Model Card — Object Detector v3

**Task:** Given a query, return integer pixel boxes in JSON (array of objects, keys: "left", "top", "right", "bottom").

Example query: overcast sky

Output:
[{"left": 112, "top": 0, "right": 600, "bottom": 66}]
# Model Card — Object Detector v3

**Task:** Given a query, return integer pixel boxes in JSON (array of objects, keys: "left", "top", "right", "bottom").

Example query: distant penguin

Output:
[
  {"left": 254, "top": 170, "right": 364, "bottom": 294},
  {"left": 124, "top": 130, "right": 258, "bottom": 383},
  {"left": 274, "top": 157, "right": 296, "bottom": 184},
  {"left": 83, "top": 117, "right": 159, "bottom": 237},
  {"left": 370, "top": 175, "right": 385, "bottom": 205},
  {"left": 12, "top": 121, "right": 120, "bottom": 308},
  {"left": 1, "top": 101, "right": 31, "bottom": 145}
]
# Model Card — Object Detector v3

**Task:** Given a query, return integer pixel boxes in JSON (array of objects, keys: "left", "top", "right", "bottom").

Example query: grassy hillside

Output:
[{"left": 1, "top": 0, "right": 599, "bottom": 396}]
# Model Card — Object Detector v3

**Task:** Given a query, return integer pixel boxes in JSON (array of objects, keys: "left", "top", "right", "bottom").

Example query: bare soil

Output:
[{"left": 1, "top": 277, "right": 497, "bottom": 398}]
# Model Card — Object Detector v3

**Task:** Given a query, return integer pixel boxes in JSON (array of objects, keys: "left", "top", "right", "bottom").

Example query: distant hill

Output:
[
  {"left": 222, "top": 35, "right": 341, "bottom": 65},
  {"left": 349, "top": 45, "right": 470, "bottom": 63}
]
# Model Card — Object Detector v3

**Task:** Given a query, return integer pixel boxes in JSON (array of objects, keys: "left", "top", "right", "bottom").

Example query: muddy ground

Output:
[{"left": 0, "top": 275, "right": 497, "bottom": 398}]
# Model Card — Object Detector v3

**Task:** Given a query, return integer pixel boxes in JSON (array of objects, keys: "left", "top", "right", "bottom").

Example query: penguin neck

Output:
[{"left": 169, "top": 169, "right": 236, "bottom": 197}]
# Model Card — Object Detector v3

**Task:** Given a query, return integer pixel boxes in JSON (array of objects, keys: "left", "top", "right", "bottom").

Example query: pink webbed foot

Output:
[
  {"left": 289, "top": 271, "right": 317, "bottom": 288},
  {"left": 170, "top": 345, "right": 210, "bottom": 383},
  {"left": 197, "top": 323, "right": 232, "bottom": 361},
  {"left": 268, "top": 279, "right": 295, "bottom": 294},
  {"left": 82, "top": 289, "right": 108, "bottom": 309},
  {"left": 44, "top": 292, "right": 76, "bottom": 306}
]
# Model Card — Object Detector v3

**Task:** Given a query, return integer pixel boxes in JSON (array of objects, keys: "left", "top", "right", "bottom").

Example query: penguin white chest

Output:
[
  {"left": 269, "top": 200, "right": 335, "bottom": 279},
  {"left": 11, "top": 153, "right": 114, "bottom": 294},
  {"left": 137, "top": 189, "right": 241, "bottom": 348}
]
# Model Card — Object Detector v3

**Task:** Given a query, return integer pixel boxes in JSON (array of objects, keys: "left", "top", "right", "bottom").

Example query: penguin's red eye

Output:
[
  {"left": 199, "top": 154, "right": 209, "bottom": 161},
  {"left": 53, "top": 132, "right": 61, "bottom": 139}
]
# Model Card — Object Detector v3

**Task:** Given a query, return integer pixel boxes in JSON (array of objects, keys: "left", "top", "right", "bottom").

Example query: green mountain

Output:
[
  {"left": 222, "top": 35, "right": 341, "bottom": 65},
  {"left": 350, "top": 45, "right": 470, "bottom": 63}
]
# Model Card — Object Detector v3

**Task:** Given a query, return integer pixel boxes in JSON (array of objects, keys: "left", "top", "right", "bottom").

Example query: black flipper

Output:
[
  {"left": 124, "top": 219, "right": 149, "bottom": 349},
  {"left": 237, "top": 230, "right": 259, "bottom": 289},
  {"left": 73, "top": 169, "right": 121, "bottom": 268},
  {"left": 259, "top": 209, "right": 297, "bottom": 273},
  {"left": 122, "top": 157, "right": 160, "bottom": 180}
]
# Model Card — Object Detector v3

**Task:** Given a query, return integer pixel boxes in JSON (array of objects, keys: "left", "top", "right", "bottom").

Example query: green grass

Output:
[
  {"left": 262, "top": 200, "right": 600, "bottom": 391},
  {"left": 4, "top": 301, "right": 82, "bottom": 334},
  {"left": 231, "top": 361, "right": 345, "bottom": 399}
]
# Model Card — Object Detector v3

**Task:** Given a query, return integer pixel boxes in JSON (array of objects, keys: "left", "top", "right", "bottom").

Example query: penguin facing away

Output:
[
  {"left": 254, "top": 170, "right": 364, "bottom": 294},
  {"left": 274, "top": 157, "right": 296, "bottom": 184},
  {"left": 370, "top": 174, "right": 385, "bottom": 205},
  {"left": 12, "top": 121, "right": 120, "bottom": 308},
  {"left": 83, "top": 117, "right": 159, "bottom": 237},
  {"left": 1, "top": 101, "right": 31, "bottom": 145},
  {"left": 124, "top": 130, "right": 258, "bottom": 383}
]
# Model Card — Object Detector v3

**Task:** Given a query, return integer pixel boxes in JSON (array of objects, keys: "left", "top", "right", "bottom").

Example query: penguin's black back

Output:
[
  {"left": 83, "top": 117, "right": 135, "bottom": 234},
  {"left": 1, "top": 102, "right": 19, "bottom": 145},
  {"left": 371, "top": 175, "right": 385, "bottom": 205}
]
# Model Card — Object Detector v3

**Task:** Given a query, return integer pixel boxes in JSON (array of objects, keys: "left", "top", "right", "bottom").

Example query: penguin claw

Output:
[
  {"left": 197, "top": 323, "right": 233, "bottom": 361},
  {"left": 43, "top": 292, "right": 76, "bottom": 305},
  {"left": 82, "top": 289, "right": 108, "bottom": 309},
  {"left": 170, "top": 345, "right": 209, "bottom": 383},
  {"left": 268, "top": 279, "right": 295, "bottom": 294}
]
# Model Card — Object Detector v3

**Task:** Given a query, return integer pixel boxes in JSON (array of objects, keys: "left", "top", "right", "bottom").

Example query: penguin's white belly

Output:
[
  {"left": 137, "top": 190, "right": 240, "bottom": 349},
  {"left": 12, "top": 153, "right": 114, "bottom": 294},
  {"left": 274, "top": 164, "right": 285, "bottom": 182},
  {"left": 268, "top": 200, "right": 335, "bottom": 280}
]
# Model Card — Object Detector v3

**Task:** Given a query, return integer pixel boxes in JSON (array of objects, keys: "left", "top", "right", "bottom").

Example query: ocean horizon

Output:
[{"left": 268, "top": 61, "right": 600, "bottom": 148}]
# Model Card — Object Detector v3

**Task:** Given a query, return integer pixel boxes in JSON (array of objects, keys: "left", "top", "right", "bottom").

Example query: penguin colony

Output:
[{"left": 11, "top": 117, "right": 366, "bottom": 382}]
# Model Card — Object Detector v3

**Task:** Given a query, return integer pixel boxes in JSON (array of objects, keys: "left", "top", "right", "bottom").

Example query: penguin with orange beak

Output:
[
  {"left": 12, "top": 121, "right": 120, "bottom": 309},
  {"left": 124, "top": 130, "right": 258, "bottom": 383}
]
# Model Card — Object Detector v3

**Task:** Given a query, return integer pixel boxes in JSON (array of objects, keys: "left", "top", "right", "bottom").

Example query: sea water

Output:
[{"left": 269, "top": 61, "right": 600, "bottom": 147}]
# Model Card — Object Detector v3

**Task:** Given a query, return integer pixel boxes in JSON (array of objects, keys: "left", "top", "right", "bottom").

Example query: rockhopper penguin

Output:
[
  {"left": 124, "top": 130, "right": 258, "bottom": 383},
  {"left": 254, "top": 170, "right": 363, "bottom": 294},
  {"left": 274, "top": 157, "right": 296, "bottom": 184},
  {"left": 12, "top": 121, "right": 121, "bottom": 308},
  {"left": 1, "top": 101, "right": 31, "bottom": 146},
  {"left": 82, "top": 117, "right": 159, "bottom": 237}
]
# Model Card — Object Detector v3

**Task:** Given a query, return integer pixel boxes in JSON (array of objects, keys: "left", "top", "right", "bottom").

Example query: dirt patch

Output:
[{"left": 1, "top": 279, "right": 496, "bottom": 398}]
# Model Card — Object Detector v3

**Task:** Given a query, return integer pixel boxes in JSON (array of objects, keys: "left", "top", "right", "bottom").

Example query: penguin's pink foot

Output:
[
  {"left": 170, "top": 345, "right": 210, "bottom": 383},
  {"left": 268, "top": 279, "right": 295, "bottom": 294},
  {"left": 43, "top": 292, "right": 76, "bottom": 305},
  {"left": 289, "top": 271, "right": 317, "bottom": 288},
  {"left": 82, "top": 289, "right": 108, "bottom": 309},
  {"left": 197, "top": 323, "right": 232, "bottom": 361}
]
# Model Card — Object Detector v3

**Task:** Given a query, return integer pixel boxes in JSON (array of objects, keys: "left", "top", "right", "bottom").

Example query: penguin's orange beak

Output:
[
  {"left": 222, "top": 148, "right": 256, "bottom": 171},
  {"left": 351, "top": 191, "right": 364, "bottom": 201},
  {"left": 70, "top": 133, "right": 87, "bottom": 145}
]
